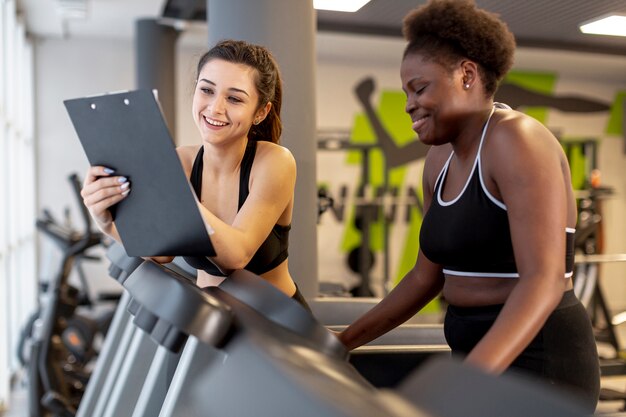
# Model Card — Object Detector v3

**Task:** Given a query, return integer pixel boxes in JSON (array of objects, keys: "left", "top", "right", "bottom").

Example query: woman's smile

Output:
[{"left": 202, "top": 115, "right": 229, "bottom": 129}]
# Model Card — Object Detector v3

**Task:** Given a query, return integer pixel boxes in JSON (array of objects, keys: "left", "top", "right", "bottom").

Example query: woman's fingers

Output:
[
  {"left": 81, "top": 166, "right": 131, "bottom": 226},
  {"left": 84, "top": 188, "right": 129, "bottom": 211},
  {"left": 83, "top": 165, "right": 115, "bottom": 187},
  {"left": 82, "top": 167, "right": 129, "bottom": 201},
  {"left": 83, "top": 177, "right": 129, "bottom": 200}
]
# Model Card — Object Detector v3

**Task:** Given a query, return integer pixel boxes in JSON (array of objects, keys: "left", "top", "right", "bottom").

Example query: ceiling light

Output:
[
  {"left": 55, "top": 0, "right": 89, "bottom": 19},
  {"left": 314, "top": 0, "right": 371, "bottom": 12},
  {"left": 579, "top": 14, "right": 626, "bottom": 37}
]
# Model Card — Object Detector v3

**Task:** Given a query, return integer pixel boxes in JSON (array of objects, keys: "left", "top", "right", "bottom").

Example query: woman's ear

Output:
[
  {"left": 254, "top": 102, "right": 272, "bottom": 125},
  {"left": 459, "top": 59, "right": 479, "bottom": 90}
]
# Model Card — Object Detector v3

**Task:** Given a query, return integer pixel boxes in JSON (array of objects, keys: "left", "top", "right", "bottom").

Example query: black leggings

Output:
[
  {"left": 291, "top": 285, "right": 312, "bottom": 313},
  {"left": 444, "top": 290, "right": 600, "bottom": 413}
]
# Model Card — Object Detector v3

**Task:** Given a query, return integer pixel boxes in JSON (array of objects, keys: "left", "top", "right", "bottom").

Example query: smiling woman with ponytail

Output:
[{"left": 82, "top": 39, "right": 309, "bottom": 310}]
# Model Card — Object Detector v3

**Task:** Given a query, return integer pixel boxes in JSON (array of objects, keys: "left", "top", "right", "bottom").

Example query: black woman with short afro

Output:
[{"left": 339, "top": 1, "right": 600, "bottom": 412}]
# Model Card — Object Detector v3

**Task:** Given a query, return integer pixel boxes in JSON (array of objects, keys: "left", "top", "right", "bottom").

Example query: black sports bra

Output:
[
  {"left": 183, "top": 141, "right": 290, "bottom": 276},
  {"left": 419, "top": 104, "right": 575, "bottom": 278}
]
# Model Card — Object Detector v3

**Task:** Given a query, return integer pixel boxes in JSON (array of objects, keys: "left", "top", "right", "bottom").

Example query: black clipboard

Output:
[{"left": 64, "top": 89, "right": 215, "bottom": 258}]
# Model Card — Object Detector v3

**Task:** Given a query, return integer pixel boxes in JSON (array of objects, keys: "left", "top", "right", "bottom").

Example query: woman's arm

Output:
[
  {"left": 185, "top": 143, "right": 296, "bottom": 271},
  {"left": 465, "top": 112, "right": 571, "bottom": 373},
  {"left": 339, "top": 252, "right": 444, "bottom": 350},
  {"left": 339, "top": 146, "right": 445, "bottom": 350}
]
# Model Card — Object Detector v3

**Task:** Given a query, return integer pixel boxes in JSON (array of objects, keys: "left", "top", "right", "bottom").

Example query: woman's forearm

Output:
[{"left": 340, "top": 266, "right": 443, "bottom": 350}]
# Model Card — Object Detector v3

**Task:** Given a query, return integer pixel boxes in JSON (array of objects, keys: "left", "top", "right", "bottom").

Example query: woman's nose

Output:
[
  {"left": 405, "top": 99, "right": 414, "bottom": 114},
  {"left": 209, "top": 96, "right": 225, "bottom": 115}
]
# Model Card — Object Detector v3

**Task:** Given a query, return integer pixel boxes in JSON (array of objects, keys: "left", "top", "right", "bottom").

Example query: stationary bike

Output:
[{"left": 22, "top": 173, "right": 117, "bottom": 417}]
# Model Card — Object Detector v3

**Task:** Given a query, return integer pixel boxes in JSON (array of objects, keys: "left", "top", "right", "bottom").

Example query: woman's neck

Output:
[{"left": 202, "top": 137, "right": 249, "bottom": 176}]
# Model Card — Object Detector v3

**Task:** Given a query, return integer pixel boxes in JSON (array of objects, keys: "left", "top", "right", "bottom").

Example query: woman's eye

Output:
[
  {"left": 229, "top": 96, "right": 243, "bottom": 103},
  {"left": 201, "top": 87, "right": 213, "bottom": 94}
]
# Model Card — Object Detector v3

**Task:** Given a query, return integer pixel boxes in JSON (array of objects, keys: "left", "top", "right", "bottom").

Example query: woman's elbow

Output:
[
  {"left": 217, "top": 248, "right": 254, "bottom": 271},
  {"left": 526, "top": 271, "right": 568, "bottom": 308}
]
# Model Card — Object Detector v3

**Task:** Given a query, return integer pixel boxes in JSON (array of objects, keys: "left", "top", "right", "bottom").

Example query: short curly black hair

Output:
[{"left": 402, "top": 0, "right": 515, "bottom": 96}]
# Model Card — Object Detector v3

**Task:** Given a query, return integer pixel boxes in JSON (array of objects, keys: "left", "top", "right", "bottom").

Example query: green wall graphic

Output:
[
  {"left": 505, "top": 71, "right": 556, "bottom": 124},
  {"left": 344, "top": 91, "right": 423, "bottom": 265},
  {"left": 606, "top": 91, "right": 626, "bottom": 136},
  {"left": 341, "top": 88, "right": 433, "bottom": 309}
]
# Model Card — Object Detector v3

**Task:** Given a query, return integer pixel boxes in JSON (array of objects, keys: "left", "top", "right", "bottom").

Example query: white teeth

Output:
[{"left": 204, "top": 116, "right": 227, "bottom": 126}]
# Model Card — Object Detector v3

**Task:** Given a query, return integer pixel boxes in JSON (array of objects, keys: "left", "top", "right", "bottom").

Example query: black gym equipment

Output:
[
  {"left": 79, "top": 243, "right": 421, "bottom": 416},
  {"left": 317, "top": 186, "right": 335, "bottom": 223},
  {"left": 107, "top": 258, "right": 385, "bottom": 416},
  {"left": 397, "top": 356, "right": 590, "bottom": 417},
  {"left": 567, "top": 146, "right": 626, "bottom": 410},
  {"left": 76, "top": 242, "right": 200, "bottom": 417},
  {"left": 123, "top": 257, "right": 589, "bottom": 416},
  {"left": 69, "top": 240, "right": 591, "bottom": 417},
  {"left": 309, "top": 297, "right": 449, "bottom": 388},
  {"left": 339, "top": 324, "right": 449, "bottom": 388},
  {"left": 23, "top": 173, "right": 119, "bottom": 417},
  {"left": 77, "top": 243, "right": 362, "bottom": 416},
  {"left": 74, "top": 242, "right": 152, "bottom": 417}
]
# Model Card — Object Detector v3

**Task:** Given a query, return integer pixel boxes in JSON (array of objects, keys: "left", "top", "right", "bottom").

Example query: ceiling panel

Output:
[
  {"left": 316, "top": 0, "right": 626, "bottom": 55},
  {"left": 16, "top": 0, "right": 626, "bottom": 56}
]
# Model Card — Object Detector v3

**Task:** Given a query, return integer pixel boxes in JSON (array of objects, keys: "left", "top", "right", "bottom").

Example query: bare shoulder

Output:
[
  {"left": 488, "top": 109, "right": 560, "bottom": 153},
  {"left": 254, "top": 141, "right": 296, "bottom": 171},
  {"left": 485, "top": 109, "right": 566, "bottom": 176},
  {"left": 176, "top": 145, "right": 202, "bottom": 176}
]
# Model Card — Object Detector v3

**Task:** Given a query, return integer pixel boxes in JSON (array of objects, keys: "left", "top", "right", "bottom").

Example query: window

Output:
[{"left": 0, "top": 0, "right": 37, "bottom": 409}]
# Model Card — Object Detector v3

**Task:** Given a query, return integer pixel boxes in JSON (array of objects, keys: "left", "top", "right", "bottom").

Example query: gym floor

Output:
[
  {"left": 596, "top": 330, "right": 626, "bottom": 415},
  {"left": 3, "top": 327, "right": 626, "bottom": 416}
]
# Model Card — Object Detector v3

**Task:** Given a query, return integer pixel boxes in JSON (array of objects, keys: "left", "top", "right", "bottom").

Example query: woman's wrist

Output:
[{"left": 94, "top": 216, "right": 114, "bottom": 237}]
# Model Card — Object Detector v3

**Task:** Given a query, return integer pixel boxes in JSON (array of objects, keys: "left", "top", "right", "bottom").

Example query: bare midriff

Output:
[
  {"left": 442, "top": 274, "right": 573, "bottom": 307},
  {"left": 196, "top": 259, "right": 297, "bottom": 298}
]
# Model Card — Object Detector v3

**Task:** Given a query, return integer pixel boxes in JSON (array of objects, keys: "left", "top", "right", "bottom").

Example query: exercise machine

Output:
[
  {"left": 78, "top": 243, "right": 360, "bottom": 416},
  {"left": 25, "top": 173, "right": 116, "bottom": 417},
  {"left": 75, "top": 243, "right": 147, "bottom": 417},
  {"left": 76, "top": 241, "right": 590, "bottom": 417}
]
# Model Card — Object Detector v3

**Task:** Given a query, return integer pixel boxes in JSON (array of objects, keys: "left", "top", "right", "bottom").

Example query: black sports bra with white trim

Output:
[{"left": 419, "top": 104, "right": 574, "bottom": 278}]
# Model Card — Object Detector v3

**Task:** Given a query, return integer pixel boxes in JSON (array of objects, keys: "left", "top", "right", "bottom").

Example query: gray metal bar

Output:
[
  {"left": 101, "top": 329, "right": 159, "bottom": 417},
  {"left": 89, "top": 316, "right": 140, "bottom": 417},
  {"left": 76, "top": 291, "right": 132, "bottom": 417},
  {"left": 131, "top": 346, "right": 182, "bottom": 417}
]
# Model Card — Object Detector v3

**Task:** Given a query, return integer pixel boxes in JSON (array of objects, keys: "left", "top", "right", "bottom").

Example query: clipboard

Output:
[{"left": 64, "top": 89, "right": 215, "bottom": 258}]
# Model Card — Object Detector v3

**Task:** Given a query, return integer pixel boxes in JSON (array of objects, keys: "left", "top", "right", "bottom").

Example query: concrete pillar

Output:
[
  {"left": 207, "top": 0, "right": 318, "bottom": 297},
  {"left": 135, "top": 19, "right": 180, "bottom": 140}
]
